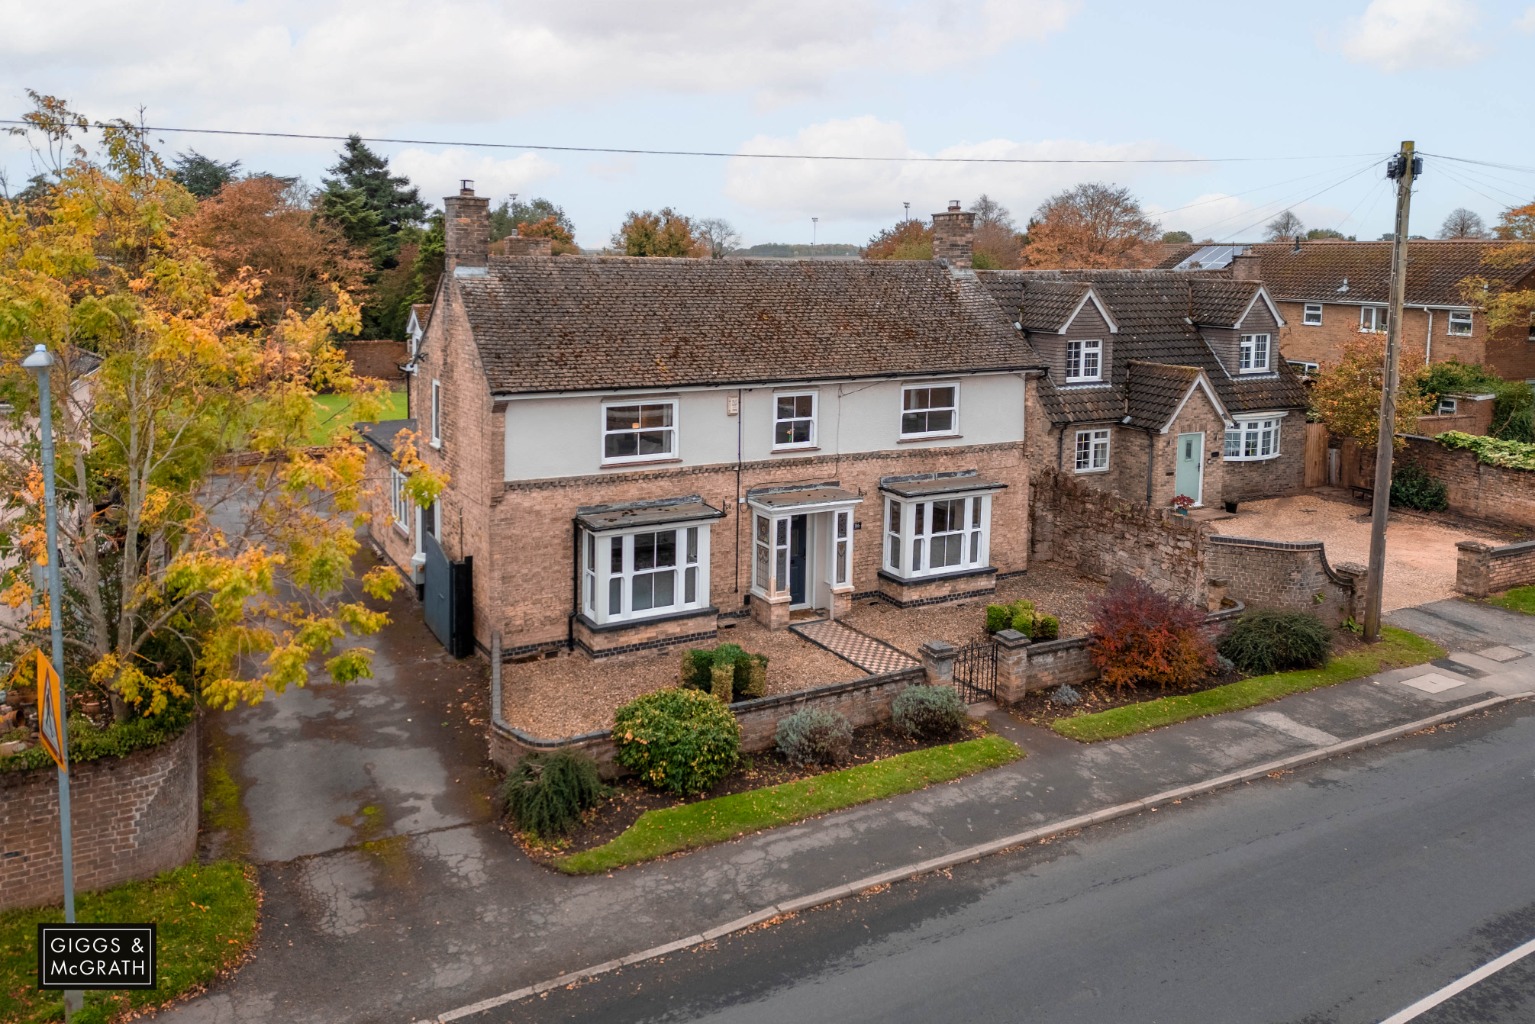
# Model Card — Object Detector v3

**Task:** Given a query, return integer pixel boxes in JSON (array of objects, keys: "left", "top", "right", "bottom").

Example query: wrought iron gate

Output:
[{"left": 952, "top": 638, "right": 998, "bottom": 703}]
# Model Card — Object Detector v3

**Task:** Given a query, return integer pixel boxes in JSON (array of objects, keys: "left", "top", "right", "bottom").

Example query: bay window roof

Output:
[{"left": 575, "top": 496, "right": 723, "bottom": 532}]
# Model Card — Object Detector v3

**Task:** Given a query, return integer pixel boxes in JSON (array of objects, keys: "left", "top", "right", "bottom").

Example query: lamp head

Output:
[{"left": 21, "top": 344, "right": 53, "bottom": 374}]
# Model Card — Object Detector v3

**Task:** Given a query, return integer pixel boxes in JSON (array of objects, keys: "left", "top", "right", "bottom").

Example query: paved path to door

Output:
[{"left": 791, "top": 619, "right": 920, "bottom": 674}]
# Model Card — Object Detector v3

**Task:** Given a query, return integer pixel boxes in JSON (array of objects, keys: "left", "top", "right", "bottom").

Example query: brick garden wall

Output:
[
  {"left": 1007, "top": 604, "right": 1244, "bottom": 695},
  {"left": 1455, "top": 539, "right": 1535, "bottom": 597},
  {"left": 1400, "top": 436, "right": 1535, "bottom": 529},
  {"left": 341, "top": 340, "right": 408, "bottom": 382},
  {"left": 1205, "top": 536, "right": 1366, "bottom": 626},
  {"left": 0, "top": 722, "right": 199, "bottom": 911}
]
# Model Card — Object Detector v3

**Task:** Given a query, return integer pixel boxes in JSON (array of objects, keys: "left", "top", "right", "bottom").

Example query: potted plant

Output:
[
  {"left": 1223, "top": 498, "right": 1239, "bottom": 514},
  {"left": 1171, "top": 494, "right": 1196, "bottom": 516}
]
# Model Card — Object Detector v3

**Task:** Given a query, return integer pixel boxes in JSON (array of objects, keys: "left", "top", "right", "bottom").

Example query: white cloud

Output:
[
  {"left": 1339, "top": 0, "right": 1483, "bottom": 72},
  {"left": 390, "top": 148, "right": 558, "bottom": 207},
  {"left": 724, "top": 116, "right": 1189, "bottom": 227},
  {"left": 1516, "top": 5, "right": 1535, "bottom": 31},
  {"left": 1146, "top": 193, "right": 1353, "bottom": 243},
  {"left": 1, "top": 0, "right": 1078, "bottom": 129}
]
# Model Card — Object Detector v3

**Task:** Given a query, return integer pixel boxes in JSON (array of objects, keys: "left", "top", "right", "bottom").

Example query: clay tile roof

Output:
[
  {"left": 1188, "top": 278, "right": 1258, "bottom": 326},
  {"left": 455, "top": 256, "right": 1042, "bottom": 393},
  {"left": 978, "top": 276, "right": 1088, "bottom": 332},
  {"left": 1125, "top": 361, "right": 1203, "bottom": 429},
  {"left": 1243, "top": 240, "right": 1535, "bottom": 306}
]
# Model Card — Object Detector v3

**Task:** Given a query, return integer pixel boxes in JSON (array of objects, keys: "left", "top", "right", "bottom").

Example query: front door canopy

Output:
[{"left": 746, "top": 484, "right": 863, "bottom": 516}]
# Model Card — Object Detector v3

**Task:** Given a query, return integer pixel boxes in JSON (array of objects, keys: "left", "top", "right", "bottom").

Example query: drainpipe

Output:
[
  {"left": 1055, "top": 422, "right": 1065, "bottom": 473},
  {"left": 735, "top": 388, "right": 744, "bottom": 598},
  {"left": 1425, "top": 308, "right": 1433, "bottom": 363},
  {"left": 1144, "top": 428, "right": 1157, "bottom": 506},
  {"left": 568, "top": 515, "right": 580, "bottom": 653}
]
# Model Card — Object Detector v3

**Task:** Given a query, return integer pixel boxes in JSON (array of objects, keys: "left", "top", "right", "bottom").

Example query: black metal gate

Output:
[
  {"left": 952, "top": 639, "right": 998, "bottom": 703},
  {"left": 423, "top": 531, "right": 474, "bottom": 658}
]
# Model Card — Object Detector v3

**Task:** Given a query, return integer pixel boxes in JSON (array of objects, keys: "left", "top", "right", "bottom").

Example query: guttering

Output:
[{"left": 490, "top": 365, "right": 1050, "bottom": 402}]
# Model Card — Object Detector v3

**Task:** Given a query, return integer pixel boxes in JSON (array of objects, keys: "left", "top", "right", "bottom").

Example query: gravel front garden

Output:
[{"left": 839, "top": 562, "right": 1106, "bottom": 656}]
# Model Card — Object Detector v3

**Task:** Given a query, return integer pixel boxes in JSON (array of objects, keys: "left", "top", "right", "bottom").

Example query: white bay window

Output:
[
  {"left": 881, "top": 490, "right": 993, "bottom": 579},
  {"left": 578, "top": 501, "right": 720, "bottom": 624},
  {"left": 1224, "top": 415, "right": 1284, "bottom": 461}
]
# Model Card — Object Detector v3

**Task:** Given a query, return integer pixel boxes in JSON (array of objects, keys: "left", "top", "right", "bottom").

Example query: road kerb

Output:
[{"left": 417, "top": 692, "right": 1522, "bottom": 1023}]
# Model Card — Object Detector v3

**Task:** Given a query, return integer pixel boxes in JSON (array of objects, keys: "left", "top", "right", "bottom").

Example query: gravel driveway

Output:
[{"left": 1209, "top": 493, "right": 1512, "bottom": 612}]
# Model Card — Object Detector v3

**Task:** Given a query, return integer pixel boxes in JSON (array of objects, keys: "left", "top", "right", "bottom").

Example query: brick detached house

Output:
[
  {"left": 977, "top": 269, "right": 1311, "bottom": 509},
  {"left": 1157, "top": 240, "right": 1535, "bottom": 383},
  {"left": 362, "top": 189, "right": 1046, "bottom": 659}
]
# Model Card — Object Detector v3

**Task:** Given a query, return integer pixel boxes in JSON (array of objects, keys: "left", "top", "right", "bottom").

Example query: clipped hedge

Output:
[
  {"left": 0, "top": 699, "right": 195, "bottom": 774},
  {"left": 613, "top": 688, "right": 741, "bottom": 796},
  {"left": 984, "top": 600, "right": 1058, "bottom": 640},
  {"left": 680, "top": 643, "right": 768, "bottom": 703}
]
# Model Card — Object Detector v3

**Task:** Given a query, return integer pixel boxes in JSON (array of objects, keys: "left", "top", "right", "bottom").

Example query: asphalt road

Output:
[{"left": 485, "top": 701, "right": 1535, "bottom": 1024}]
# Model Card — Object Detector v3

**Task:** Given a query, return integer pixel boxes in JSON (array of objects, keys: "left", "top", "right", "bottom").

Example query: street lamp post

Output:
[{"left": 23, "top": 343, "right": 80, "bottom": 1019}]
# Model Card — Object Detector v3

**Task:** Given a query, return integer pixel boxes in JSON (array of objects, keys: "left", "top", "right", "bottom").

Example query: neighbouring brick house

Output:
[
  {"left": 1158, "top": 240, "right": 1535, "bottom": 383},
  {"left": 977, "top": 269, "right": 1311, "bottom": 509},
  {"left": 362, "top": 189, "right": 1048, "bottom": 659}
]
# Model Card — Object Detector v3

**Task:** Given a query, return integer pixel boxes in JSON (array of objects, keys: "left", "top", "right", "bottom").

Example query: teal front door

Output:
[{"left": 1175, "top": 432, "right": 1204, "bottom": 506}]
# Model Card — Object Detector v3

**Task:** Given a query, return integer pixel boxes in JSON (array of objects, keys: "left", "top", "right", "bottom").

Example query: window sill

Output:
[
  {"left": 896, "top": 433, "right": 962, "bottom": 444},
  {"left": 600, "top": 456, "right": 683, "bottom": 469},
  {"left": 1224, "top": 454, "right": 1281, "bottom": 463},
  {"left": 1073, "top": 466, "right": 1111, "bottom": 475},
  {"left": 428, "top": 439, "right": 442, "bottom": 450},
  {"left": 392, "top": 522, "right": 410, "bottom": 537},
  {"left": 878, "top": 566, "right": 997, "bottom": 586},
  {"left": 576, "top": 606, "right": 718, "bottom": 633},
  {"left": 770, "top": 445, "right": 820, "bottom": 455}
]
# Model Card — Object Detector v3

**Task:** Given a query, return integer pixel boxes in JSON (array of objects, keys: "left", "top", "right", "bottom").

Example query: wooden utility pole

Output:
[{"left": 1363, "top": 141, "right": 1418, "bottom": 641}]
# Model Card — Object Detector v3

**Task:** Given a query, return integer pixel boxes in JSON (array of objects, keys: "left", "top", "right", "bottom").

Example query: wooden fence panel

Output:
[{"left": 1303, "top": 423, "right": 1328, "bottom": 488}]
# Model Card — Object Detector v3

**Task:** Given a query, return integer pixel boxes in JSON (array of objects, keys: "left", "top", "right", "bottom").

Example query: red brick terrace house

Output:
[
  {"left": 362, "top": 190, "right": 1048, "bottom": 660},
  {"left": 1157, "top": 240, "right": 1535, "bottom": 382},
  {"left": 977, "top": 270, "right": 1311, "bottom": 509}
]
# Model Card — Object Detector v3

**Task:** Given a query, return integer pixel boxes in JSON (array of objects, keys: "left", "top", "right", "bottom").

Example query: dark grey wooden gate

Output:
[{"left": 423, "top": 531, "right": 473, "bottom": 657}]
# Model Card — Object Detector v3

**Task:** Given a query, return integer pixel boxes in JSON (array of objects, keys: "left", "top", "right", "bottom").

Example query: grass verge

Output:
[
  {"left": 309, "top": 390, "right": 407, "bottom": 445},
  {"left": 1487, "top": 586, "right": 1535, "bottom": 616},
  {"left": 558, "top": 734, "right": 1022, "bottom": 875},
  {"left": 1053, "top": 626, "right": 1445, "bottom": 744},
  {"left": 0, "top": 861, "right": 259, "bottom": 1024}
]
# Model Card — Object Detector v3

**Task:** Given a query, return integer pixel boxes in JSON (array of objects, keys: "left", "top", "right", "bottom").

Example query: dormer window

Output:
[
  {"left": 1238, "top": 333, "right": 1271, "bottom": 373},
  {"left": 1065, "top": 339, "right": 1103, "bottom": 383}
]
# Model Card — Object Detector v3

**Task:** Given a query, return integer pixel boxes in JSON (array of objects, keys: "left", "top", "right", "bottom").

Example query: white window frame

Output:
[
  {"left": 429, "top": 379, "right": 442, "bottom": 448},
  {"left": 601, "top": 398, "right": 679, "bottom": 465},
  {"left": 881, "top": 492, "right": 992, "bottom": 580},
  {"left": 1065, "top": 339, "right": 1103, "bottom": 383},
  {"left": 1224, "top": 416, "right": 1283, "bottom": 461},
  {"left": 1437, "top": 397, "right": 1459, "bottom": 415},
  {"left": 771, "top": 390, "right": 817, "bottom": 451},
  {"left": 1302, "top": 303, "right": 1323, "bottom": 326},
  {"left": 899, "top": 383, "right": 959, "bottom": 439},
  {"left": 1073, "top": 428, "right": 1111, "bottom": 473},
  {"left": 580, "top": 523, "right": 710, "bottom": 625},
  {"left": 1287, "top": 360, "right": 1319, "bottom": 375},
  {"left": 1447, "top": 311, "right": 1473, "bottom": 336},
  {"left": 1238, "top": 333, "right": 1271, "bottom": 373},
  {"left": 389, "top": 468, "right": 411, "bottom": 533},
  {"left": 1359, "top": 306, "right": 1388, "bottom": 333}
]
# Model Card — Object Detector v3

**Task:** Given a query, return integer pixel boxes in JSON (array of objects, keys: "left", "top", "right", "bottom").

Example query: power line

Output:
[
  {"left": 1176, "top": 157, "right": 1381, "bottom": 239},
  {"left": 1152, "top": 156, "right": 1391, "bottom": 219},
  {"left": 0, "top": 118, "right": 1381, "bottom": 166},
  {"left": 1214, "top": 160, "right": 1383, "bottom": 242},
  {"left": 1420, "top": 151, "right": 1535, "bottom": 176}
]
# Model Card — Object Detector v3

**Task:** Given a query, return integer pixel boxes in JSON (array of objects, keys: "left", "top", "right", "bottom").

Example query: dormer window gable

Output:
[{"left": 1057, "top": 288, "right": 1119, "bottom": 335}]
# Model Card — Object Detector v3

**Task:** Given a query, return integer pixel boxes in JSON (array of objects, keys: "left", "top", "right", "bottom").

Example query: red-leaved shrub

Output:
[{"left": 1088, "top": 579, "right": 1215, "bottom": 694}]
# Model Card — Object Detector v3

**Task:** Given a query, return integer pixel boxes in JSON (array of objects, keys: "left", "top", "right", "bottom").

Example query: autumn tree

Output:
[
  {"left": 172, "top": 149, "right": 242, "bottom": 198},
  {"left": 489, "top": 197, "right": 574, "bottom": 242},
  {"left": 1458, "top": 202, "right": 1535, "bottom": 344},
  {"left": 969, "top": 194, "right": 1025, "bottom": 270},
  {"left": 1161, "top": 230, "right": 1193, "bottom": 244},
  {"left": 864, "top": 220, "right": 933, "bottom": 260},
  {"left": 1022, "top": 183, "right": 1160, "bottom": 269},
  {"left": 612, "top": 208, "right": 702, "bottom": 257},
  {"left": 1264, "top": 209, "right": 1305, "bottom": 241},
  {"left": 1310, "top": 333, "right": 1431, "bottom": 449},
  {"left": 0, "top": 94, "right": 419, "bottom": 718},
  {"left": 184, "top": 175, "right": 368, "bottom": 323},
  {"left": 512, "top": 215, "right": 580, "bottom": 255},
  {"left": 1439, "top": 207, "right": 1488, "bottom": 239},
  {"left": 694, "top": 217, "right": 740, "bottom": 259}
]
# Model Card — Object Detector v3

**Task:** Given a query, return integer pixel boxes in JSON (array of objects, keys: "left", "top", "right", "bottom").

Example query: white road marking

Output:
[
  {"left": 1246, "top": 710, "right": 1340, "bottom": 746},
  {"left": 1378, "top": 935, "right": 1535, "bottom": 1024}
]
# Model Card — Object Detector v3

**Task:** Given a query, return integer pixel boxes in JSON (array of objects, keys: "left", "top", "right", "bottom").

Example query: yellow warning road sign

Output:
[{"left": 35, "top": 650, "right": 66, "bottom": 773}]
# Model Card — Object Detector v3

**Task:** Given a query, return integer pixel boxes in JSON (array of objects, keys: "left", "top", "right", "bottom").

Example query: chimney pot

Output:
[{"left": 948, "top": 200, "right": 962, "bottom": 212}]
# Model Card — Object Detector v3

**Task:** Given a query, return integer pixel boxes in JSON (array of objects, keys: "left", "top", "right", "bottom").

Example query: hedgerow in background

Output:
[
  {"left": 1088, "top": 579, "right": 1215, "bottom": 694},
  {"left": 1217, "top": 610, "right": 1331, "bottom": 675},
  {"left": 498, "top": 750, "right": 605, "bottom": 837},
  {"left": 613, "top": 688, "right": 740, "bottom": 796},
  {"left": 1417, "top": 361, "right": 1534, "bottom": 442}
]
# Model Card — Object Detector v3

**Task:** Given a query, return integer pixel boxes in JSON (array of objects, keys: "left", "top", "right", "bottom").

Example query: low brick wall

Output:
[
  {"left": 1030, "top": 469, "right": 1207, "bottom": 600},
  {"left": 0, "top": 721, "right": 199, "bottom": 911},
  {"left": 1015, "top": 604, "right": 1243, "bottom": 696},
  {"left": 1455, "top": 539, "right": 1535, "bottom": 598},
  {"left": 1401, "top": 435, "right": 1535, "bottom": 530},
  {"left": 341, "top": 339, "right": 408, "bottom": 382},
  {"left": 1206, "top": 536, "right": 1366, "bottom": 626},
  {"left": 489, "top": 666, "right": 926, "bottom": 776}
]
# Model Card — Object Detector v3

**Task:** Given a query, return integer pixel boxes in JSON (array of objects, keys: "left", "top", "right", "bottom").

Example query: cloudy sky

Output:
[{"left": 4, "top": 0, "right": 1533, "bottom": 249}]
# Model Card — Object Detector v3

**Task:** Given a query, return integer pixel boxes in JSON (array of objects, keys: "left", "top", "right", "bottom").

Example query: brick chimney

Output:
[
  {"left": 443, "top": 180, "right": 490, "bottom": 272},
  {"left": 931, "top": 200, "right": 975, "bottom": 269},
  {"left": 1229, "top": 250, "right": 1263, "bottom": 282}
]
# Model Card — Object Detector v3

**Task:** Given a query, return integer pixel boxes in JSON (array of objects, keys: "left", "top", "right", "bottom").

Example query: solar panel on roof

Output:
[{"left": 1171, "top": 244, "right": 1249, "bottom": 272}]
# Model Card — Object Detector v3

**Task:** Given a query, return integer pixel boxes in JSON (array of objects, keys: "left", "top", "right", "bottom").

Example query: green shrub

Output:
[
  {"left": 775, "top": 707, "right": 854, "bottom": 766},
  {"left": 1033, "top": 614, "right": 1060, "bottom": 641},
  {"left": 613, "top": 688, "right": 741, "bottom": 796},
  {"left": 1437, "top": 431, "right": 1535, "bottom": 470},
  {"left": 499, "top": 750, "right": 605, "bottom": 836},
  {"left": 1217, "top": 610, "right": 1332, "bottom": 675},
  {"left": 985, "top": 599, "right": 1055, "bottom": 639},
  {"left": 1390, "top": 462, "right": 1449, "bottom": 512},
  {"left": 1418, "top": 362, "right": 1534, "bottom": 442},
  {"left": 891, "top": 685, "right": 967, "bottom": 740},
  {"left": 679, "top": 643, "right": 768, "bottom": 702},
  {"left": 984, "top": 604, "right": 1012, "bottom": 633},
  {"left": 1088, "top": 579, "right": 1215, "bottom": 694}
]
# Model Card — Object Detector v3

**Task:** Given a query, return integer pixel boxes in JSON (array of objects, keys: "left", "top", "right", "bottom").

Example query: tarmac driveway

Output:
[{"left": 1210, "top": 492, "right": 1512, "bottom": 611}]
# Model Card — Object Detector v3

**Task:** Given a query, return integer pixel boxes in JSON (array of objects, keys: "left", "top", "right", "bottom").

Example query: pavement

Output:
[{"left": 153, "top": 593, "right": 1535, "bottom": 1024}]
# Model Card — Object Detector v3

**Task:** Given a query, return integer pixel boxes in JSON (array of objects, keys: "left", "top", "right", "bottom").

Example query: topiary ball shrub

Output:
[
  {"left": 613, "top": 687, "right": 741, "bottom": 796},
  {"left": 892, "top": 684, "right": 967, "bottom": 740},
  {"left": 775, "top": 707, "right": 854, "bottom": 766},
  {"left": 1217, "top": 610, "right": 1332, "bottom": 675},
  {"left": 1390, "top": 462, "right": 1449, "bottom": 513},
  {"left": 499, "top": 750, "right": 605, "bottom": 837}
]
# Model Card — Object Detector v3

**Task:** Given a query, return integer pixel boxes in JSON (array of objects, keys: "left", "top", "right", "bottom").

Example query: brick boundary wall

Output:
[
  {"left": 1400, "top": 435, "right": 1535, "bottom": 530},
  {"left": 341, "top": 340, "right": 408, "bottom": 382},
  {"left": 1205, "top": 536, "right": 1366, "bottom": 626},
  {"left": 1455, "top": 538, "right": 1535, "bottom": 598},
  {"left": 0, "top": 721, "right": 199, "bottom": 912},
  {"left": 489, "top": 665, "right": 925, "bottom": 777}
]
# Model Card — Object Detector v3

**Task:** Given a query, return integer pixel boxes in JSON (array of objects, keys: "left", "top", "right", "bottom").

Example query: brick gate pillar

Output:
[
  {"left": 919, "top": 640, "right": 956, "bottom": 688},
  {"left": 994, "top": 629, "right": 1031, "bottom": 703}
]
